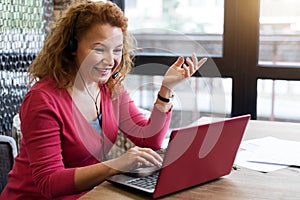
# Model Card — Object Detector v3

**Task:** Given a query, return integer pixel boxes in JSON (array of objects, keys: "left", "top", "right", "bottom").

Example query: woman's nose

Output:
[{"left": 103, "top": 51, "right": 114, "bottom": 66}]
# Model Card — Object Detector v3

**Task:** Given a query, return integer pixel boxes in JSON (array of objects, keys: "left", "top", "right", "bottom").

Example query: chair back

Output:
[{"left": 0, "top": 135, "right": 17, "bottom": 193}]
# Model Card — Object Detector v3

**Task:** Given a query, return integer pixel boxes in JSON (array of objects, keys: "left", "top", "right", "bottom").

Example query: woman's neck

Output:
[{"left": 68, "top": 74, "right": 102, "bottom": 121}]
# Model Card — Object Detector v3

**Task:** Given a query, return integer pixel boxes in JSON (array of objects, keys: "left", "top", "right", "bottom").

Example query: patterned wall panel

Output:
[{"left": 0, "top": 0, "right": 54, "bottom": 136}]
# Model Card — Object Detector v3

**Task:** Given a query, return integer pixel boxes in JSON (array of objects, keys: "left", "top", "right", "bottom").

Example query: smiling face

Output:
[{"left": 75, "top": 23, "right": 123, "bottom": 85}]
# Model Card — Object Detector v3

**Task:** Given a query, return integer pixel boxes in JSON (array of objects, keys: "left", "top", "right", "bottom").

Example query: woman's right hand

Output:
[
  {"left": 162, "top": 54, "right": 207, "bottom": 91},
  {"left": 104, "top": 146, "right": 163, "bottom": 174}
]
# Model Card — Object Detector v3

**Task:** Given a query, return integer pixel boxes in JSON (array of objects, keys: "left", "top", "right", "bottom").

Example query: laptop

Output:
[{"left": 106, "top": 114, "right": 250, "bottom": 198}]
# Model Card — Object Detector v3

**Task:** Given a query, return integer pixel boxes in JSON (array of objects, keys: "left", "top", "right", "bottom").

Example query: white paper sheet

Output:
[
  {"left": 235, "top": 150, "right": 288, "bottom": 173},
  {"left": 234, "top": 137, "right": 291, "bottom": 172},
  {"left": 247, "top": 137, "right": 300, "bottom": 166}
]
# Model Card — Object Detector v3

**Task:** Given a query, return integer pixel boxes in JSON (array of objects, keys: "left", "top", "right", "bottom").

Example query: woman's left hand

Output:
[{"left": 162, "top": 53, "right": 207, "bottom": 90}]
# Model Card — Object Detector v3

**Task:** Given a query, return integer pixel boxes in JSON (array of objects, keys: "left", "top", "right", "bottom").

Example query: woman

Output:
[{"left": 1, "top": 1, "right": 206, "bottom": 199}]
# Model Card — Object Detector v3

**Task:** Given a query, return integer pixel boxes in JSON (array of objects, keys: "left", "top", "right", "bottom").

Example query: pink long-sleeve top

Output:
[{"left": 0, "top": 77, "right": 171, "bottom": 200}]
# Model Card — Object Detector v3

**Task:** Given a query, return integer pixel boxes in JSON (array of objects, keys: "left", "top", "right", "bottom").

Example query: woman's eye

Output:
[
  {"left": 114, "top": 49, "right": 123, "bottom": 54},
  {"left": 94, "top": 48, "right": 104, "bottom": 53}
]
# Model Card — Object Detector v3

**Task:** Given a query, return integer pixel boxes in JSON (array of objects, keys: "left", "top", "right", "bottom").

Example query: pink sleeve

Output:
[
  {"left": 117, "top": 90, "right": 172, "bottom": 150},
  {"left": 20, "top": 90, "right": 78, "bottom": 199}
]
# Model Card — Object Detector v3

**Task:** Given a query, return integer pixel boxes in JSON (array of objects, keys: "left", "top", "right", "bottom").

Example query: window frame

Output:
[{"left": 115, "top": 0, "right": 300, "bottom": 120}]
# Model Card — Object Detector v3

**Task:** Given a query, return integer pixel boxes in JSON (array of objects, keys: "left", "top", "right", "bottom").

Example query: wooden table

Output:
[{"left": 79, "top": 119, "right": 300, "bottom": 200}]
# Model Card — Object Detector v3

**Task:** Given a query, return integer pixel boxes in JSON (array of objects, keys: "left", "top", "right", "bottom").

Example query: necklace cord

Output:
[
  {"left": 78, "top": 71, "right": 101, "bottom": 116},
  {"left": 78, "top": 71, "right": 106, "bottom": 161}
]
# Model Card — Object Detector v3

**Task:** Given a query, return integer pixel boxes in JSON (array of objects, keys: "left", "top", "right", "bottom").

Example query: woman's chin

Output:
[{"left": 96, "top": 76, "right": 110, "bottom": 84}]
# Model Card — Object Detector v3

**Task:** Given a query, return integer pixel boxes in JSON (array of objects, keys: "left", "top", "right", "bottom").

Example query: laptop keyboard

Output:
[{"left": 126, "top": 172, "right": 159, "bottom": 190}]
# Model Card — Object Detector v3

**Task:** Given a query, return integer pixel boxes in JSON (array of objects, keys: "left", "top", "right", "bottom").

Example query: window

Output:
[
  {"left": 120, "top": 0, "right": 300, "bottom": 122},
  {"left": 257, "top": 0, "right": 300, "bottom": 122},
  {"left": 257, "top": 79, "right": 300, "bottom": 122},
  {"left": 124, "top": 0, "right": 224, "bottom": 57},
  {"left": 259, "top": 0, "right": 300, "bottom": 67},
  {"left": 123, "top": 0, "right": 229, "bottom": 125}
]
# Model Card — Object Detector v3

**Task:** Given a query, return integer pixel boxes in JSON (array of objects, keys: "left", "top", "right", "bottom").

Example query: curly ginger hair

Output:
[{"left": 29, "top": 0, "right": 134, "bottom": 93}]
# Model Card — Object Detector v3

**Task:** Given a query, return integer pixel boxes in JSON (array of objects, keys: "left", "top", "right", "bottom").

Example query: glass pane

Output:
[
  {"left": 124, "top": 0, "right": 224, "bottom": 57},
  {"left": 257, "top": 79, "right": 300, "bottom": 122},
  {"left": 259, "top": 0, "right": 300, "bottom": 67},
  {"left": 124, "top": 74, "right": 232, "bottom": 129}
]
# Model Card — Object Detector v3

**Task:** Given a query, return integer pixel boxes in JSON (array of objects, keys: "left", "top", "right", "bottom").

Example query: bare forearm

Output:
[{"left": 74, "top": 161, "right": 119, "bottom": 192}]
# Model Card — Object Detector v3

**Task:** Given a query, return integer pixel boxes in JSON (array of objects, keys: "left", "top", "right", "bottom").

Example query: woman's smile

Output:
[{"left": 93, "top": 66, "right": 113, "bottom": 76}]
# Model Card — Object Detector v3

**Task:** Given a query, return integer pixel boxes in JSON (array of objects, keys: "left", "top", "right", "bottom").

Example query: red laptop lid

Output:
[{"left": 153, "top": 115, "right": 250, "bottom": 198}]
